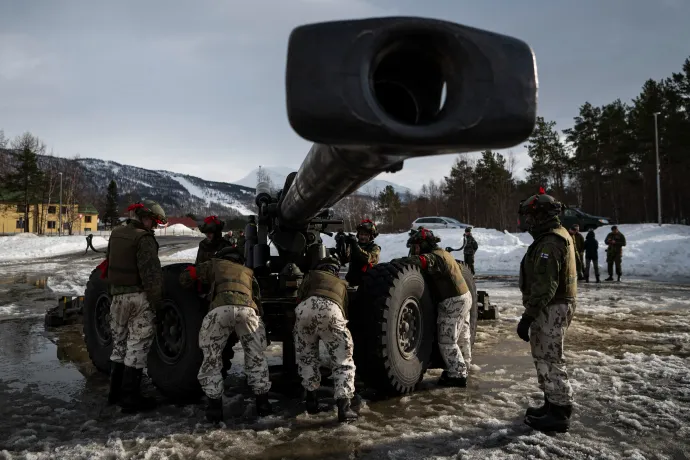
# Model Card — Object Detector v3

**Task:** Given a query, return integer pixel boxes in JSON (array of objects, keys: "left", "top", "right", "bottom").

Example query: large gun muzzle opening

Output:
[{"left": 371, "top": 33, "right": 448, "bottom": 126}]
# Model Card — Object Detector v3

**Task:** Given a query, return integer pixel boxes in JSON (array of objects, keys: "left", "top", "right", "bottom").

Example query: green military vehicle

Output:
[
  {"left": 519, "top": 206, "right": 611, "bottom": 232},
  {"left": 79, "top": 16, "right": 538, "bottom": 401}
]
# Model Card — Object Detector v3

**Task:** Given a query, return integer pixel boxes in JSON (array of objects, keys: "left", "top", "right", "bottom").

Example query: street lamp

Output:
[
  {"left": 653, "top": 112, "right": 662, "bottom": 226},
  {"left": 58, "top": 172, "right": 63, "bottom": 236}
]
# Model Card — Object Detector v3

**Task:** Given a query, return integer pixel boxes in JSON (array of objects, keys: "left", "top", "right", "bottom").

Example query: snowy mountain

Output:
[{"left": 234, "top": 166, "right": 412, "bottom": 197}]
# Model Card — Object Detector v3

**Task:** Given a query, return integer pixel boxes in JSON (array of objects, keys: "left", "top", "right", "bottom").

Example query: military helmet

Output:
[
  {"left": 128, "top": 200, "right": 167, "bottom": 224},
  {"left": 407, "top": 227, "right": 441, "bottom": 254},
  {"left": 200, "top": 215, "right": 225, "bottom": 234},
  {"left": 314, "top": 255, "right": 340, "bottom": 275},
  {"left": 518, "top": 187, "right": 562, "bottom": 218},
  {"left": 356, "top": 219, "right": 378, "bottom": 239},
  {"left": 214, "top": 245, "right": 244, "bottom": 264},
  {"left": 465, "top": 227, "right": 472, "bottom": 233}
]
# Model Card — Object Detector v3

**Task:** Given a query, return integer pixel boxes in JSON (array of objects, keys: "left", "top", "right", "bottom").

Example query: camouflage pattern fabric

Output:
[
  {"left": 605, "top": 231, "right": 626, "bottom": 276},
  {"left": 198, "top": 305, "right": 271, "bottom": 399},
  {"left": 293, "top": 296, "right": 356, "bottom": 399},
  {"left": 345, "top": 241, "right": 381, "bottom": 286},
  {"left": 437, "top": 291, "right": 473, "bottom": 378},
  {"left": 195, "top": 237, "right": 233, "bottom": 266},
  {"left": 464, "top": 253, "right": 475, "bottom": 275},
  {"left": 530, "top": 302, "right": 575, "bottom": 406},
  {"left": 462, "top": 234, "right": 478, "bottom": 256},
  {"left": 109, "top": 292, "right": 155, "bottom": 369}
]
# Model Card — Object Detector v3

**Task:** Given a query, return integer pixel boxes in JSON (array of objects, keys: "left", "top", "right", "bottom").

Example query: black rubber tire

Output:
[
  {"left": 350, "top": 262, "right": 435, "bottom": 395},
  {"left": 147, "top": 263, "right": 239, "bottom": 401},
  {"left": 83, "top": 268, "right": 113, "bottom": 374}
]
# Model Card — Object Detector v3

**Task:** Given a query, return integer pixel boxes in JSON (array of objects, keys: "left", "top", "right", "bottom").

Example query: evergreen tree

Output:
[
  {"left": 104, "top": 180, "right": 119, "bottom": 229},
  {"left": 377, "top": 185, "right": 401, "bottom": 231},
  {"left": 7, "top": 133, "right": 45, "bottom": 232}
]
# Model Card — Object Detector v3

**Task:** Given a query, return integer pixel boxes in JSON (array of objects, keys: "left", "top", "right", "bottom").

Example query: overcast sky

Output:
[{"left": 1, "top": 0, "right": 689, "bottom": 192}]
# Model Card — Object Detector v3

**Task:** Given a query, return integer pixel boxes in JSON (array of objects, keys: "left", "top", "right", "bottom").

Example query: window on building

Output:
[
  {"left": 16, "top": 204, "right": 27, "bottom": 213},
  {"left": 85, "top": 216, "right": 92, "bottom": 223},
  {"left": 85, "top": 228, "right": 92, "bottom": 232},
  {"left": 48, "top": 206, "right": 56, "bottom": 214},
  {"left": 47, "top": 221, "right": 56, "bottom": 229},
  {"left": 16, "top": 220, "right": 24, "bottom": 229},
  {"left": 63, "top": 223, "right": 69, "bottom": 230},
  {"left": 61, "top": 206, "right": 68, "bottom": 214}
]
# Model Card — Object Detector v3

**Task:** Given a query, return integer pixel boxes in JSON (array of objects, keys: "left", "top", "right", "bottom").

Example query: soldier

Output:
[
  {"left": 102, "top": 200, "right": 166, "bottom": 413},
  {"left": 196, "top": 215, "right": 233, "bottom": 265},
  {"left": 179, "top": 246, "right": 272, "bottom": 422},
  {"left": 343, "top": 219, "right": 381, "bottom": 287},
  {"left": 604, "top": 226, "right": 626, "bottom": 282},
  {"left": 224, "top": 229, "right": 238, "bottom": 246},
  {"left": 460, "top": 227, "right": 479, "bottom": 275},
  {"left": 294, "top": 255, "right": 358, "bottom": 423},
  {"left": 236, "top": 230, "right": 246, "bottom": 256},
  {"left": 568, "top": 224, "right": 585, "bottom": 281},
  {"left": 516, "top": 188, "right": 576, "bottom": 433},
  {"left": 584, "top": 230, "right": 600, "bottom": 283},
  {"left": 393, "top": 227, "right": 473, "bottom": 387}
]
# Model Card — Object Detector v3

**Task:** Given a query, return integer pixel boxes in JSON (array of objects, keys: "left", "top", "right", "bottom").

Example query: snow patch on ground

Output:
[
  {"left": 0, "top": 235, "right": 108, "bottom": 263},
  {"left": 155, "top": 224, "right": 204, "bottom": 237}
]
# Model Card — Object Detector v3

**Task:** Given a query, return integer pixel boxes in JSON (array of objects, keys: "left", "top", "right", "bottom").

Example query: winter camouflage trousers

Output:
[
  {"left": 437, "top": 291, "right": 473, "bottom": 379},
  {"left": 109, "top": 292, "right": 155, "bottom": 369},
  {"left": 293, "top": 296, "right": 356, "bottom": 399},
  {"left": 607, "top": 252, "right": 623, "bottom": 276},
  {"left": 198, "top": 305, "right": 271, "bottom": 399},
  {"left": 530, "top": 302, "right": 575, "bottom": 406}
]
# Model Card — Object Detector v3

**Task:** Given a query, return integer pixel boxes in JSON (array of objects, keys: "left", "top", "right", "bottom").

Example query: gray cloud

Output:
[{"left": 1, "top": 0, "right": 688, "bottom": 191}]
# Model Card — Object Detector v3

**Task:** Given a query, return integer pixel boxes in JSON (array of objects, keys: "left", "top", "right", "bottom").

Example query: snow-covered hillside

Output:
[{"left": 234, "top": 166, "right": 412, "bottom": 197}]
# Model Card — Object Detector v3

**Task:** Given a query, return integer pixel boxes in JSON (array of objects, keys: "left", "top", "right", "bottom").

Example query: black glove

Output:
[
  {"left": 517, "top": 314, "right": 535, "bottom": 342},
  {"left": 346, "top": 235, "right": 358, "bottom": 245},
  {"left": 445, "top": 246, "right": 453, "bottom": 252}
]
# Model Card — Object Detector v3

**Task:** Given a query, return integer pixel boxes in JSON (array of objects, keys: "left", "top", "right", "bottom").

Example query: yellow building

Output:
[{"left": 0, "top": 191, "right": 99, "bottom": 235}]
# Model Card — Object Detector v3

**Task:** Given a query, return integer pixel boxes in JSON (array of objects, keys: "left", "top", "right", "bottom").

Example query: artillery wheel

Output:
[
  {"left": 146, "top": 263, "right": 237, "bottom": 402},
  {"left": 83, "top": 268, "right": 113, "bottom": 374},
  {"left": 350, "top": 262, "right": 435, "bottom": 395}
]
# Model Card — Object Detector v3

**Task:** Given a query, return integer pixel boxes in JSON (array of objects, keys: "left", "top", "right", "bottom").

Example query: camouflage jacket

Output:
[
  {"left": 107, "top": 220, "right": 163, "bottom": 309},
  {"left": 394, "top": 248, "right": 469, "bottom": 301},
  {"left": 461, "top": 235, "right": 479, "bottom": 255},
  {"left": 345, "top": 241, "right": 381, "bottom": 286},
  {"left": 195, "top": 236, "right": 233, "bottom": 265},
  {"left": 572, "top": 232, "right": 585, "bottom": 254},
  {"left": 297, "top": 270, "right": 349, "bottom": 318},
  {"left": 519, "top": 218, "right": 577, "bottom": 318},
  {"left": 604, "top": 232, "right": 626, "bottom": 255},
  {"left": 179, "top": 259, "right": 262, "bottom": 313}
]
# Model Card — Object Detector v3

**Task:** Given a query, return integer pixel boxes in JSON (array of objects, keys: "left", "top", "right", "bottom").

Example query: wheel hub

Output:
[
  {"left": 155, "top": 300, "right": 186, "bottom": 364},
  {"left": 95, "top": 294, "right": 112, "bottom": 346},
  {"left": 397, "top": 297, "right": 422, "bottom": 360}
]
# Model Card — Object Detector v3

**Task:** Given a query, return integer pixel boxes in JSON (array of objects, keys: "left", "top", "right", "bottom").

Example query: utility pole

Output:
[
  {"left": 59, "top": 172, "right": 63, "bottom": 236},
  {"left": 653, "top": 112, "right": 662, "bottom": 226}
]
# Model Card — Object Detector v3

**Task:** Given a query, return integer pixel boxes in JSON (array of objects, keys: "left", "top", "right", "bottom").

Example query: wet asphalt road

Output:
[{"left": 0, "top": 243, "right": 689, "bottom": 459}]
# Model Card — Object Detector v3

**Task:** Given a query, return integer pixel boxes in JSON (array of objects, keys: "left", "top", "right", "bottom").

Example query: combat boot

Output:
[
  {"left": 305, "top": 390, "right": 320, "bottom": 414},
  {"left": 596, "top": 275, "right": 601, "bottom": 283},
  {"left": 605, "top": 276, "right": 614, "bottom": 281},
  {"left": 108, "top": 361, "right": 125, "bottom": 405},
  {"left": 584, "top": 277, "right": 589, "bottom": 283},
  {"left": 119, "top": 366, "right": 157, "bottom": 413},
  {"left": 438, "top": 370, "right": 467, "bottom": 388},
  {"left": 205, "top": 397, "right": 223, "bottom": 423},
  {"left": 525, "top": 403, "right": 572, "bottom": 433},
  {"left": 525, "top": 395, "right": 549, "bottom": 418},
  {"left": 255, "top": 393, "right": 273, "bottom": 417},
  {"left": 337, "top": 398, "right": 358, "bottom": 423},
  {"left": 617, "top": 275, "right": 621, "bottom": 282}
]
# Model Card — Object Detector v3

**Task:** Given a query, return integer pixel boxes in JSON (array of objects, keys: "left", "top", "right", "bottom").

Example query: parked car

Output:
[
  {"left": 517, "top": 206, "right": 612, "bottom": 232},
  {"left": 411, "top": 216, "right": 471, "bottom": 230}
]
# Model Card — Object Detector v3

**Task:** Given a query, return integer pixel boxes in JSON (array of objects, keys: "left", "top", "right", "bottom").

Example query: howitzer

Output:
[{"left": 79, "top": 15, "right": 536, "bottom": 401}]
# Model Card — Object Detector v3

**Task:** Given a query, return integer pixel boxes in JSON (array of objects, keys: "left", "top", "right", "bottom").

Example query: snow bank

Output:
[
  {"left": 162, "top": 224, "right": 690, "bottom": 280},
  {"left": 0, "top": 234, "right": 108, "bottom": 262},
  {"left": 155, "top": 223, "right": 203, "bottom": 237}
]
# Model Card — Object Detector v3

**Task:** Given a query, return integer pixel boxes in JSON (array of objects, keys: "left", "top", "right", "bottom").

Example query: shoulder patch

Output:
[{"left": 540, "top": 253, "right": 549, "bottom": 259}]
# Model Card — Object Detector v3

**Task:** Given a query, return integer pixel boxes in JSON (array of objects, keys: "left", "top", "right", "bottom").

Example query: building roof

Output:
[
  {"left": 78, "top": 204, "right": 99, "bottom": 214},
  {"left": 166, "top": 217, "right": 198, "bottom": 228}
]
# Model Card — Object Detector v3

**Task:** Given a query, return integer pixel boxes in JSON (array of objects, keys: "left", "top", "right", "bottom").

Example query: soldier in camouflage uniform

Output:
[
  {"left": 179, "top": 246, "right": 272, "bottom": 422},
  {"left": 294, "top": 255, "right": 358, "bottom": 423},
  {"left": 196, "top": 215, "right": 234, "bottom": 265},
  {"left": 101, "top": 200, "right": 166, "bottom": 413},
  {"left": 604, "top": 226, "right": 626, "bottom": 282},
  {"left": 568, "top": 224, "right": 586, "bottom": 281},
  {"left": 517, "top": 188, "right": 577, "bottom": 433},
  {"left": 342, "top": 219, "right": 381, "bottom": 287},
  {"left": 460, "top": 227, "right": 479, "bottom": 275},
  {"left": 394, "top": 227, "right": 473, "bottom": 387},
  {"left": 224, "top": 230, "right": 238, "bottom": 246}
]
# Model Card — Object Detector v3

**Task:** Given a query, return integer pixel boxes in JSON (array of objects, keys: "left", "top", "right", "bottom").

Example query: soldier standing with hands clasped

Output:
[
  {"left": 604, "top": 225, "right": 626, "bottom": 282},
  {"left": 516, "top": 188, "right": 577, "bottom": 433}
]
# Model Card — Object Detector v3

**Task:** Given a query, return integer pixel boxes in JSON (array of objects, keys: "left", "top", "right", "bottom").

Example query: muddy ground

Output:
[{"left": 0, "top": 244, "right": 689, "bottom": 460}]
